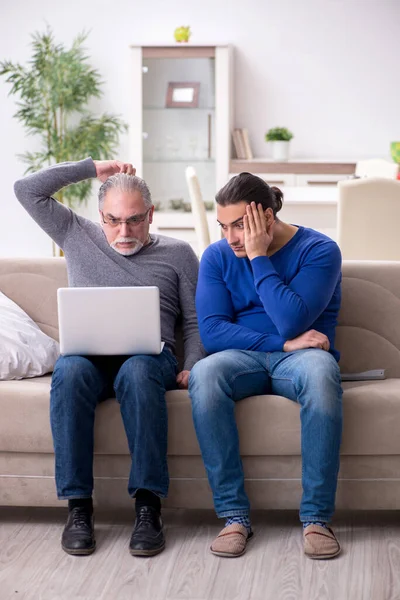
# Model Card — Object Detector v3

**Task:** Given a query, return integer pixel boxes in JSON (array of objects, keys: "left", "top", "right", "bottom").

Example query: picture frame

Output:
[{"left": 166, "top": 82, "right": 200, "bottom": 108}]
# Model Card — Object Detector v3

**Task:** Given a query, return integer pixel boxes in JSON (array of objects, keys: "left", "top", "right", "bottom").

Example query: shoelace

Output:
[
  {"left": 136, "top": 510, "right": 158, "bottom": 529},
  {"left": 71, "top": 508, "right": 91, "bottom": 530}
]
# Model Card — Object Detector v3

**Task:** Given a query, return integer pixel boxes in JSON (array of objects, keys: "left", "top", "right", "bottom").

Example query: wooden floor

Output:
[{"left": 1, "top": 508, "right": 399, "bottom": 600}]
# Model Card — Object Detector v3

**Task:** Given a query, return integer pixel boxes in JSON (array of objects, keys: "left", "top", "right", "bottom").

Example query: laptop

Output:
[{"left": 57, "top": 287, "right": 164, "bottom": 356}]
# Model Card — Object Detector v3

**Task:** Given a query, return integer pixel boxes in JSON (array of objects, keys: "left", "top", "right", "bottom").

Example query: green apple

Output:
[{"left": 174, "top": 26, "right": 191, "bottom": 42}]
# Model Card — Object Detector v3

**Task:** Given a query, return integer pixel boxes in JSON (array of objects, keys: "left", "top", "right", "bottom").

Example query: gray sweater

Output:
[{"left": 14, "top": 158, "right": 204, "bottom": 370}]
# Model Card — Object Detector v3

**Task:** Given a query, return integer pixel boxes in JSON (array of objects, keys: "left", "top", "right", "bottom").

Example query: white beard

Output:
[{"left": 110, "top": 236, "right": 144, "bottom": 256}]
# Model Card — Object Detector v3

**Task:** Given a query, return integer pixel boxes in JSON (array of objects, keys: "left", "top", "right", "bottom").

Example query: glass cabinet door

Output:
[{"left": 142, "top": 56, "right": 216, "bottom": 211}]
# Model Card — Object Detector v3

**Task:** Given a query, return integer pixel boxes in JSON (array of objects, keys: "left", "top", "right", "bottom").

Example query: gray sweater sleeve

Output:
[
  {"left": 14, "top": 158, "right": 97, "bottom": 249},
  {"left": 178, "top": 245, "right": 206, "bottom": 370}
]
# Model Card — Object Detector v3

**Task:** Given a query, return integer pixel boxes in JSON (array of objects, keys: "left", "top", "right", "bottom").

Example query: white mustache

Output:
[
  {"left": 111, "top": 237, "right": 138, "bottom": 246},
  {"left": 111, "top": 237, "right": 144, "bottom": 256}
]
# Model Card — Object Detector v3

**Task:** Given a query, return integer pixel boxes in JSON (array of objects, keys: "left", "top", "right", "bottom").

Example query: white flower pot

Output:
[{"left": 270, "top": 141, "right": 290, "bottom": 161}]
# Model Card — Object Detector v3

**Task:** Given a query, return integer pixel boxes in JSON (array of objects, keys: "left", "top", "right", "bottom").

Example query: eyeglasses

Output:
[{"left": 101, "top": 208, "right": 151, "bottom": 228}]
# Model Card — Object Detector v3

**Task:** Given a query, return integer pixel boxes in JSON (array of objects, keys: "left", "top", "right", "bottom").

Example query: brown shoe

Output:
[
  {"left": 210, "top": 523, "right": 251, "bottom": 558},
  {"left": 303, "top": 524, "right": 341, "bottom": 559}
]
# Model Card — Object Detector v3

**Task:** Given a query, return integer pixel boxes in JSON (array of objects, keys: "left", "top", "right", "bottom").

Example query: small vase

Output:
[{"left": 270, "top": 141, "right": 290, "bottom": 161}]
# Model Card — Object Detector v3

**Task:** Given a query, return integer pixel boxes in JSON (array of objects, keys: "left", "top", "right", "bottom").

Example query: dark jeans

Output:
[{"left": 50, "top": 348, "right": 178, "bottom": 500}]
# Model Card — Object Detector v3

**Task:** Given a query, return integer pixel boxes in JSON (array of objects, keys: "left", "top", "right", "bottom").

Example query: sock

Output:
[
  {"left": 135, "top": 489, "right": 161, "bottom": 513},
  {"left": 303, "top": 521, "right": 327, "bottom": 529},
  {"left": 225, "top": 515, "right": 252, "bottom": 535},
  {"left": 68, "top": 498, "right": 93, "bottom": 514}
]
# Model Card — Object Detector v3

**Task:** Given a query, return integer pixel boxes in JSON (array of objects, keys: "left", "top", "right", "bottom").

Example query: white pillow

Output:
[{"left": 0, "top": 291, "right": 59, "bottom": 380}]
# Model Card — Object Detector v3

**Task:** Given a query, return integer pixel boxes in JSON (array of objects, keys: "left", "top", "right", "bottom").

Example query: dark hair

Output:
[{"left": 215, "top": 172, "right": 283, "bottom": 216}]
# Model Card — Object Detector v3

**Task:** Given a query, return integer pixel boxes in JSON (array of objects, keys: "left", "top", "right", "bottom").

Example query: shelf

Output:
[
  {"left": 144, "top": 158, "right": 215, "bottom": 164},
  {"left": 230, "top": 159, "right": 356, "bottom": 175},
  {"left": 140, "top": 46, "right": 217, "bottom": 59}
]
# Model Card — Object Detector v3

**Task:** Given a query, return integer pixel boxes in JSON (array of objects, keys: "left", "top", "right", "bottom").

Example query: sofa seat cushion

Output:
[{"left": 1, "top": 377, "right": 400, "bottom": 456}]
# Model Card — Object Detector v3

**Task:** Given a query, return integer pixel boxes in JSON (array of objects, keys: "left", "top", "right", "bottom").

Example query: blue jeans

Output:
[
  {"left": 50, "top": 348, "right": 178, "bottom": 500},
  {"left": 189, "top": 349, "right": 343, "bottom": 523}
]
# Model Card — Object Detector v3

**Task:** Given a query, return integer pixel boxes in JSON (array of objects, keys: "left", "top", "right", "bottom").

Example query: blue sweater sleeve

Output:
[
  {"left": 250, "top": 240, "right": 342, "bottom": 340},
  {"left": 196, "top": 247, "right": 285, "bottom": 353}
]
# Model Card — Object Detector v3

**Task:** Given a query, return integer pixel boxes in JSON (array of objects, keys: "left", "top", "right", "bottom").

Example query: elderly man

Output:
[{"left": 14, "top": 158, "right": 203, "bottom": 557}]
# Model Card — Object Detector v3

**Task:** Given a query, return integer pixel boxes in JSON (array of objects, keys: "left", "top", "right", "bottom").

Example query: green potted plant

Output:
[
  {"left": 265, "top": 127, "right": 294, "bottom": 161},
  {"left": 390, "top": 141, "right": 400, "bottom": 165},
  {"left": 0, "top": 28, "right": 127, "bottom": 210}
]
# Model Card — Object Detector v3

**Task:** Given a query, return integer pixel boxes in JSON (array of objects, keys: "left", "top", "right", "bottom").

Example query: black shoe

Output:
[
  {"left": 61, "top": 507, "right": 96, "bottom": 556},
  {"left": 129, "top": 506, "right": 165, "bottom": 557}
]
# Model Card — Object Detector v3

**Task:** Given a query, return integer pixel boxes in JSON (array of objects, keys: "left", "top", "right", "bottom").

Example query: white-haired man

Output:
[{"left": 14, "top": 158, "right": 203, "bottom": 557}]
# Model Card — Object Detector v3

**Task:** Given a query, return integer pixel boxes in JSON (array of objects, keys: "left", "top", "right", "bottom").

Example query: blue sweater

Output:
[{"left": 196, "top": 226, "right": 342, "bottom": 361}]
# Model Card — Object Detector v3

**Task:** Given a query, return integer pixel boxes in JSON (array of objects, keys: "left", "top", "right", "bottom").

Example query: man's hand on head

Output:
[
  {"left": 176, "top": 370, "right": 190, "bottom": 390},
  {"left": 94, "top": 160, "right": 136, "bottom": 183},
  {"left": 244, "top": 202, "right": 275, "bottom": 261},
  {"left": 283, "top": 330, "right": 330, "bottom": 353}
]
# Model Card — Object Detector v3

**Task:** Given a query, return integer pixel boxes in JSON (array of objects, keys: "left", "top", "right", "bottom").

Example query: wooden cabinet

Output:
[
  {"left": 230, "top": 173, "right": 296, "bottom": 187},
  {"left": 296, "top": 174, "right": 350, "bottom": 187},
  {"left": 129, "top": 45, "right": 233, "bottom": 210},
  {"left": 128, "top": 44, "right": 233, "bottom": 251}
]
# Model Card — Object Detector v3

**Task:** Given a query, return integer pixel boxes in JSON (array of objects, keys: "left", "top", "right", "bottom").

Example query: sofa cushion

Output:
[
  {"left": 1, "top": 378, "right": 400, "bottom": 456},
  {"left": 0, "top": 292, "right": 59, "bottom": 380},
  {"left": 337, "top": 262, "right": 400, "bottom": 377},
  {"left": 0, "top": 258, "right": 67, "bottom": 341}
]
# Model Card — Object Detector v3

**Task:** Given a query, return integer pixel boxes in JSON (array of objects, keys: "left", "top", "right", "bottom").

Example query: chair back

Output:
[
  {"left": 337, "top": 177, "right": 400, "bottom": 260},
  {"left": 185, "top": 166, "right": 211, "bottom": 256}
]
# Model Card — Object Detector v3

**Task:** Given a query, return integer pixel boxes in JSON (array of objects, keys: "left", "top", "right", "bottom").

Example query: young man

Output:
[
  {"left": 14, "top": 158, "right": 203, "bottom": 557},
  {"left": 189, "top": 172, "right": 343, "bottom": 559}
]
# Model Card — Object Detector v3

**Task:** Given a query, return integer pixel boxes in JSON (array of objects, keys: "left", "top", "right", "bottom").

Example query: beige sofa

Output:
[{"left": 1, "top": 258, "right": 400, "bottom": 510}]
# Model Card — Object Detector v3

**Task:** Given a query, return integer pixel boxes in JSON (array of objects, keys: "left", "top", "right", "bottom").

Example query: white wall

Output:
[{"left": 1, "top": 0, "right": 399, "bottom": 257}]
